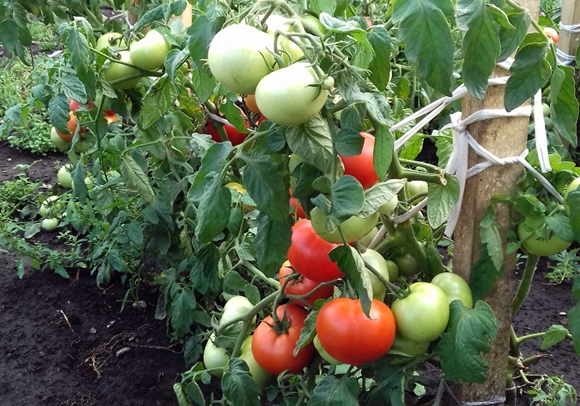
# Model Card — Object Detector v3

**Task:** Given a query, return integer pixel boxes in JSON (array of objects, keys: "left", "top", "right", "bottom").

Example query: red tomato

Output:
[
  {"left": 205, "top": 121, "right": 249, "bottom": 146},
  {"left": 543, "top": 27, "right": 559, "bottom": 44},
  {"left": 55, "top": 111, "right": 82, "bottom": 142},
  {"left": 252, "top": 304, "right": 315, "bottom": 374},
  {"left": 316, "top": 298, "right": 396, "bottom": 366},
  {"left": 278, "top": 261, "right": 334, "bottom": 307},
  {"left": 289, "top": 196, "right": 306, "bottom": 219},
  {"left": 340, "top": 132, "right": 379, "bottom": 189},
  {"left": 69, "top": 99, "right": 94, "bottom": 111},
  {"left": 287, "top": 219, "right": 344, "bottom": 282}
]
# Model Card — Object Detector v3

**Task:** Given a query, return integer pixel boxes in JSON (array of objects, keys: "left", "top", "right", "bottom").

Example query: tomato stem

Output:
[
  {"left": 216, "top": 290, "right": 278, "bottom": 335},
  {"left": 511, "top": 254, "right": 540, "bottom": 316}
]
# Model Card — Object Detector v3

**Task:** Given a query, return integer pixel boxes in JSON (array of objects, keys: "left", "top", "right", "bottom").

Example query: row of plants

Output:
[{"left": 0, "top": 0, "right": 579, "bottom": 404}]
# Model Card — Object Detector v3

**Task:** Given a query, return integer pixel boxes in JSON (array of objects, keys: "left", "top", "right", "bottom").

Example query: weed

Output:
[
  {"left": 527, "top": 375, "right": 577, "bottom": 406},
  {"left": 546, "top": 249, "right": 580, "bottom": 284}
]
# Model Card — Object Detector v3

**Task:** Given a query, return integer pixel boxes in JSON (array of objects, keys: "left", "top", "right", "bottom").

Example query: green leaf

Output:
[
  {"left": 254, "top": 214, "right": 293, "bottom": 278},
  {"left": 550, "top": 66, "right": 579, "bottom": 148},
  {"left": 60, "top": 75, "right": 87, "bottom": 104},
  {"left": 49, "top": 93, "right": 72, "bottom": 135},
  {"left": 566, "top": 190, "right": 580, "bottom": 243},
  {"left": 125, "top": 221, "right": 144, "bottom": 246},
  {"left": 62, "top": 27, "right": 90, "bottom": 76},
  {"left": 392, "top": 0, "right": 454, "bottom": 95},
  {"left": 171, "top": 286, "right": 197, "bottom": 338},
  {"left": 427, "top": 174, "right": 460, "bottom": 229},
  {"left": 221, "top": 358, "right": 261, "bottom": 406},
  {"left": 374, "top": 125, "right": 393, "bottom": 182},
  {"left": 479, "top": 205, "right": 503, "bottom": 273},
  {"left": 190, "top": 244, "right": 222, "bottom": 295},
  {"left": 286, "top": 116, "right": 333, "bottom": 172},
  {"left": 195, "top": 173, "right": 231, "bottom": 243},
  {"left": 189, "top": 142, "right": 233, "bottom": 202},
  {"left": 569, "top": 301, "right": 580, "bottom": 356},
  {"left": 173, "top": 382, "right": 194, "bottom": 406},
  {"left": 188, "top": 15, "right": 225, "bottom": 70},
  {"left": 329, "top": 246, "right": 371, "bottom": 316},
  {"left": 335, "top": 128, "right": 364, "bottom": 157},
  {"left": 367, "top": 26, "right": 392, "bottom": 90},
  {"left": 573, "top": 277, "right": 580, "bottom": 300},
  {"left": 505, "top": 42, "right": 551, "bottom": 111},
  {"left": 311, "top": 0, "right": 337, "bottom": 16},
  {"left": 541, "top": 324, "right": 569, "bottom": 350},
  {"left": 141, "top": 75, "right": 180, "bottom": 129},
  {"left": 190, "top": 64, "right": 216, "bottom": 104},
  {"left": 545, "top": 212, "right": 574, "bottom": 243},
  {"left": 308, "top": 375, "right": 360, "bottom": 406},
  {"left": 134, "top": 4, "right": 166, "bottom": 31},
  {"left": 438, "top": 300, "right": 499, "bottom": 383},
  {"left": 330, "top": 176, "right": 365, "bottom": 220},
  {"left": 498, "top": 10, "right": 530, "bottom": 61},
  {"left": 0, "top": 20, "right": 27, "bottom": 60},
  {"left": 241, "top": 154, "right": 289, "bottom": 223},
  {"left": 294, "top": 308, "right": 318, "bottom": 355},
  {"left": 470, "top": 245, "right": 503, "bottom": 302},
  {"left": 120, "top": 155, "right": 155, "bottom": 205},
  {"left": 458, "top": 1, "right": 501, "bottom": 100},
  {"left": 361, "top": 179, "right": 406, "bottom": 217}
]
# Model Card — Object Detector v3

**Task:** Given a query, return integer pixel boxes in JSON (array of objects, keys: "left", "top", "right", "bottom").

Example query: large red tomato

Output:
[
  {"left": 278, "top": 260, "right": 334, "bottom": 307},
  {"left": 340, "top": 132, "right": 379, "bottom": 189},
  {"left": 252, "top": 304, "right": 315, "bottom": 374},
  {"left": 316, "top": 298, "right": 396, "bottom": 366},
  {"left": 205, "top": 121, "right": 249, "bottom": 146},
  {"left": 287, "top": 219, "right": 344, "bottom": 282}
]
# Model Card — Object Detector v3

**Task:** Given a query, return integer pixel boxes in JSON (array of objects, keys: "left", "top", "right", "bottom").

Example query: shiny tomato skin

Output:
[
  {"left": 287, "top": 219, "right": 344, "bottom": 282},
  {"left": 517, "top": 216, "right": 572, "bottom": 257},
  {"left": 543, "top": 26, "right": 559, "bottom": 44},
  {"left": 316, "top": 298, "right": 396, "bottom": 366},
  {"left": 205, "top": 121, "right": 248, "bottom": 146},
  {"left": 55, "top": 111, "right": 81, "bottom": 142},
  {"left": 252, "top": 304, "right": 315, "bottom": 375},
  {"left": 278, "top": 261, "right": 334, "bottom": 307},
  {"left": 430, "top": 272, "right": 473, "bottom": 308},
  {"left": 340, "top": 132, "right": 379, "bottom": 189}
]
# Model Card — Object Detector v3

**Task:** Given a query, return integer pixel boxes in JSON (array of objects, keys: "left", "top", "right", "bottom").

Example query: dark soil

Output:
[{"left": 0, "top": 141, "right": 578, "bottom": 406}]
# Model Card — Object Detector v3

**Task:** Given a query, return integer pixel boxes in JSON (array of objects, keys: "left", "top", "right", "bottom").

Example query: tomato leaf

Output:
[
  {"left": 221, "top": 358, "right": 261, "bottom": 406},
  {"left": 241, "top": 154, "right": 289, "bottom": 223},
  {"left": 142, "top": 75, "right": 180, "bottom": 129},
  {"left": 545, "top": 212, "right": 574, "bottom": 243},
  {"left": 308, "top": 375, "right": 360, "bottom": 406},
  {"left": 540, "top": 324, "right": 569, "bottom": 350},
  {"left": 286, "top": 116, "right": 334, "bottom": 172},
  {"left": 573, "top": 277, "right": 580, "bottom": 300},
  {"left": 171, "top": 286, "right": 197, "bottom": 338},
  {"left": 367, "top": 26, "right": 392, "bottom": 90},
  {"left": 310, "top": 0, "right": 337, "bottom": 15},
  {"left": 134, "top": 4, "right": 166, "bottom": 32},
  {"left": 173, "top": 382, "right": 195, "bottom": 406},
  {"left": 190, "top": 244, "right": 222, "bottom": 295},
  {"left": 479, "top": 204, "right": 503, "bottom": 273},
  {"left": 568, "top": 301, "right": 580, "bottom": 356},
  {"left": 374, "top": 125, "right": 393, "bottom": 182},
  {"left": 120, "top": 155, "right": 155, "bottom": 205},
  {"left": 330, "top": 175, "right": 365, "bottom": 220},
  {"left": 294, "top": 308, "right": 318, "bottom": 356},
  {"left": 427, "top": 174, "right": 460, "bottom": 229},
  {"left": 335, "top": 128, "right": 364, "bottom": 157},
  {"left": 360, "top": 179, "right": 406, "bottom": 217},
  {"left": 550, "top": 66, "right": 579, "bottom": 148},
  {"left": 505, "top": 42, "right": 552, "bottom": 112},
  {"left": 457, "top": 0, "right": 502, "bottom": 100},
  {"left": 60, "top": 75, "right": 87, "bottom": 104},
  {"left": 49, "top": 93, "right": 72, "bottom": 135},
  {"left": 195, "top": 173, "right": 231, "bottom": 243},
  {"left": 188, "top": 15, "right": 225, "bottom": 70},
  {"left": 254, "top": 213, "right": 292, "bottom": 278},
  {"left": 190, "top": 142, "right": 233, "bottom": 202},
  {"left": 0, "top": 19, "right": 28, "bottom": 61},
  {"left": 329, "top": 246, "right": 372, "bottom": 317},
  {"left": 338, "top": 104, "right": 364, "bottom": 132},
  {"left": 61, "top": 25, "right": 90, "bottom": 76},
  {"left": 364, "top": 367, "right": 405, "bottom": 406},
  {"left": 498, "top": 9, "right": 530, "bottom": 61},
  {"left": 438, "top": 300, "right": 499, "bottom": 383},
  {"left": 566, "top": 189, "right": 580, "bottom": 243},
  {"left": 470, "top": 245, "right": 504, "bottom": 302},
  {"left": 392, "top": 0, "right": 454, "bottom": 96}
]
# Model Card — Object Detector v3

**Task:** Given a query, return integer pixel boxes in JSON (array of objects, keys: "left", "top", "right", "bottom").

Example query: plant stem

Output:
[{"left": 511, "top": 254, "right": 540, "bottom": 316}]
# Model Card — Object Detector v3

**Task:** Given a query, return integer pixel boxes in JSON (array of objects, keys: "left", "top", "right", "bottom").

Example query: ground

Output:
[{"left": 0, "top": 141, "right": 578, "bottom": 406}]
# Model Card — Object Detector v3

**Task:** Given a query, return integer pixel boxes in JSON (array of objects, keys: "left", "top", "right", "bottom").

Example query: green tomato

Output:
[
  {"left": 207, "top": 24, "right": 276, "bottom": 94},
  {"left": 103, "top": 51, "right": 141, "bottom": 89},
  {"left": 239, "top": 336, "right": 271, "bottom": 391},
  {"left": 39, "top": 195, "right": 62, "bottom": 218},
  {"left": 542, "top": 103, "right": 550, "bottom": 117},
  {"left": 203, "top": 333, "right": 230, "bottom": 376},
  {"left": 378, "top": 195, "right": 398, "bottom": 215},
  {"left": 300, "top": 14, "right": 327, "bottom": 37},
  {"left": 255, "top": 62, "right": 329, "bottom": 126},
  {"left": 393, "top": 253, "right": 418, "bottom": 277},
  {"left": 41, "top": 218, "right": 59, "bottom": 231},
  {"left": 219, "top": 296, "right": 256, "bottom": 327},
  {"left": 387, "top": 334, "right": 430, "bottom": 357},
  {"left": 313, "top": 334, "right": 341, "bottom": 365},
  {"left": 384, "top": 260, "right": 399, "bottom": 283},
  {"left": 405, "top": 180, "right": 428, "bottom": 203},
  {"left": 96, "top": 32, "right": 126, "bottom": 51},
  {"left": 391, "top": 282, "right": 450, "bottom": 342},
  {"left": 564, "top": 177, "right": 580, "bottom": 214},
  {"left": 517, "top": 215, "right": 571, "bottom": 257},
  {"left": 359, "top": 227, "right": 378, "bottom": 247},
  {"left": 431, "top": 272, "right": 473, "bottom": 308},
  {"left": 50, "top": 127, "right": 70, "bottom": 152},
  {"left": 310, "top": 207, "right": 379, "bottom": 244},
  {"left": 263, "top": 15, "right": 304, "bottom": 64},
  {"left": 57, "top": 164, "right": 73, "bottom": 189},
  {"left": 361, "top": 248, "right": 390, "bottom": 302},
  {"left": 129, "top": 30, "right": 171, "bottom": 71}
]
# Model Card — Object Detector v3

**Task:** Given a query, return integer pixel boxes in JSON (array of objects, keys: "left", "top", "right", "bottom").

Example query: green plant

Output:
[
  {"left": 546, "top": 249, "right": 580, "bottom": 284},
  {"left": 527, "top": 375, "right": 577, "bottom": 406}
]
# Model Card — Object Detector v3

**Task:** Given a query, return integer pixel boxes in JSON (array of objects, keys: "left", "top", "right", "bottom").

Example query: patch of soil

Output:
[{"left": 0, "top": 141, "right": 578, "bottom": 406}]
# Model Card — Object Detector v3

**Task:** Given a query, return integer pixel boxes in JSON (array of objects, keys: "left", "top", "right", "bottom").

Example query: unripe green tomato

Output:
[
  {"left": 219, "top": 296, "right": 256, "bottom": 327},
  {"left": 361, "top": 248, "right": 390, "bottom": 302},
  {"left": 39, "top": 195, "right": 61, "bottom": 218},
  {"left": 263, "top": 15, "right": 304, "bottom": 64},
  {"left": 50, "top": 127, "right": 70, "bottom": 152},
  {"left": 57, "top": 164, "right": 73, "bottom": 189},
  {"left": 564, "top": 177, "right": 580, "bottom": 214},
  {"left": 387, "top": 334, "right": 430, "bottom": 357},
  {"left": 431, "top": 272, "right": 473, "bottom": 308},
  {"left": 359, "top": 227, "right": 379, "bottom": 247},
  {"left": 542, "top": 103, "right": 550, "bottom": 117},
  {"left": 129, "top": 30, "right": 171, "bottom": 71},
  {"left": 405, "top": 180, "right": 428, "bottom": 203},
  {"left": 300, "top": 14, "right": 327, "bottom": 37},
  {"left": 103, "top": 51, "right": 141, "bottom": 89},
  {"left": 393, "top": 253, "right": 418, "bottom": 277},
  {"left": 239, "top": 336, "right": 271, "bottom": 391},
  {"left": 203, "top": 333, "right": 230, "bottom": 376},
  {"left": 310, "top": 207, "right": 380, "bottom": 244},
  {"left": 517, "top": 216, "right": 571, "bottom": 257},
  {"left": 378, "top": 195, "right": 398, "bottom": 215},
  {"left": 313, "top": 334, "right": 341, "bottom": 364},
  {"left": 385, "top": 260, "right": 399, "bottom": 283},
  {"left": 96, "top": 32, "right": 126, "bottom": 51},
  {"left": 41, "top": 218, "right": 59, "bottom": 231}
]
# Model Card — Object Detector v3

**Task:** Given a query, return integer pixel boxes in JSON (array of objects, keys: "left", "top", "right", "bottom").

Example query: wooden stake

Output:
[
  {"left": 558, "top": 0, "right": 580, "bottom": 63},
  {"left": 450, "top": 1, "right": 539, "bottom": 404}
]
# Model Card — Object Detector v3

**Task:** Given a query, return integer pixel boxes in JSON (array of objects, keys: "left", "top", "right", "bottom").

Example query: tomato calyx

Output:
[{"left": 268, "top": 303, "right": 294, "bottom": 335}]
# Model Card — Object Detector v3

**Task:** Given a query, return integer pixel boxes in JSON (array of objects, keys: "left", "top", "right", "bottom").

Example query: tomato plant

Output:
[
  {"left": 130, "top": 29, "right": 171, "bottom": 71},
  {"left": 393, "top": 253, "right": 419, "bottom": 277},
  {"left": 251, "top": 304, "right": 315, "bottom": 375},
  {"left": 339, "top": 132, "right": 379, "bottom": 189},
  {"left": 287, "top": 219, "right": 344, "bottom": 282},
  {"left": 517, "top": 215, "right": 571, "bottom": 257},
  {"left": 431, "top": 272, "right": 473, "bottom": 308},
  {"left": 316, "top": 298, "right": 396, "bottom": 366},
  {"left": 278, "top": 260, "right": 334, "bottom": 307},
  {"left": 391, "top": 282, "right": 450, "bottom": 342}
]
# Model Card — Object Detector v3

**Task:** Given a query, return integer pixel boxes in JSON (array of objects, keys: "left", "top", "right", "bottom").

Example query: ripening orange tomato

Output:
[{"left": 543, "top": 27, "right": 559, "bottom": 44}]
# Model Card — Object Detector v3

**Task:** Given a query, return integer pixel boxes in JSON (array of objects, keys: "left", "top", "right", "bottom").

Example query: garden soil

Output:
[{"left": 0, "top": 141, "right": 579, "bottom": 406}]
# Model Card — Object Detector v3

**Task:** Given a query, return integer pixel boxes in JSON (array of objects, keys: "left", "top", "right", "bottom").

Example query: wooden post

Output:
[
  {"left": 450, "top": 0, "right": 539, "bottom": 404},
  {"left": 558, "top": 0, "right": 580, "bottom": 62}
]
